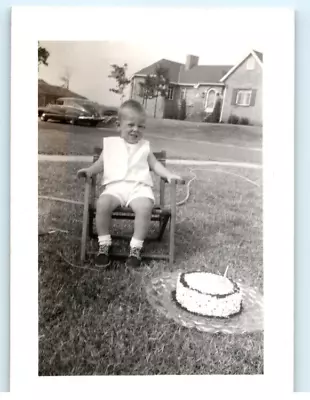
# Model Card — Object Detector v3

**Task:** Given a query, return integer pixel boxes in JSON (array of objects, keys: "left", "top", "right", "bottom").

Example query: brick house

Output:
[
  {"left": 220, "top": 50, "right": 263, "bottom": 125},
  {"left": 130, "top": 50, "right": 263, "bottom": 125}
]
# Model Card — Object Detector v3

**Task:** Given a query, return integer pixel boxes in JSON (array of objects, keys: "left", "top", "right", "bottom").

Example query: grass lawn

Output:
[
  {"left": 145, "top": 117, "right": 262, "bottom": 148},
  {"left": 38, "top": 119, "right": 262, "bottom": 164},
  {"left": 38, "top": 161, "right": 263, "bottom": 375}
]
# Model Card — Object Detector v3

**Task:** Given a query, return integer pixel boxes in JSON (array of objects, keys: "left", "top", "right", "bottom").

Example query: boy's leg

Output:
[
  {"left": 95, "top": 194, "right": 121, "bottom": 267},
  {"left": 127, "top": 197, "right": 153, "bottom": 267},
  {"left": 96, "top": 194, "right": 121, "bottom": 236}
]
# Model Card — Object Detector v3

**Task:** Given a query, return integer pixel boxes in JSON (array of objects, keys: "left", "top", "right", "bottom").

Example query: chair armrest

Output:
[{"left": 160, "top": 177, "right": 186, "bottom": 185}]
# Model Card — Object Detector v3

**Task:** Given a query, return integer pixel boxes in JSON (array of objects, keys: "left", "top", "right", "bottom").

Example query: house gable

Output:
[{"left": 220, "top": 50, "right": 263, "bottom": 82}]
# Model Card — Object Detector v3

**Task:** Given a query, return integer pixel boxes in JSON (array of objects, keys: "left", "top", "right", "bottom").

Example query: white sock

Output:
[
  {"left": 130, "top": 237, "right": 144, "bottom": 249},
  {"left": 98, "top": 234, "right": 112, "bottom": 246}
]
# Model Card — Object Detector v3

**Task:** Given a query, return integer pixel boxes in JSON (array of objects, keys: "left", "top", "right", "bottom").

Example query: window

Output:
[
  {"left": 236, "top": 90, "right": 252, "bottom": 106},
  {"left": 64, "top": 100, "right": 74, "bottom": 107},
  {"left": 246, "top": 57, "right": 255, "bottom": 70},
  {"left": 56, "top": 99, "right": 64, "bottom": 105},
  {"left": 167, "top": 87, "right": 174, "bottom": 100}
]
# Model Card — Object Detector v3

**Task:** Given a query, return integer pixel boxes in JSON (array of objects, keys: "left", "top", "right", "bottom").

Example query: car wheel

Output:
[
  {"left": 41, "top": 114, "right": 48, "bottom": 122},
  {"left": 90, "top": 121, "right": 98, "bottom": 127},
  {"left": 69, "top": 118, "right": 77, "bottom": 125}
]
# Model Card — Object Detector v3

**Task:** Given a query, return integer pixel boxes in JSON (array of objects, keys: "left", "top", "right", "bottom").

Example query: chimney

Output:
[{"left": 185, "top": 55, "right": 199, "bottom": 70}]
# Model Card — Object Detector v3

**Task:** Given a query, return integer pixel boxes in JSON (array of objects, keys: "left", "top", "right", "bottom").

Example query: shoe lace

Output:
[
  {"left": 129, "top": 246, "right": 141, "bottom": 259},
  {"left": 98, "top": 244, "right": 110, "bottom": 255}
]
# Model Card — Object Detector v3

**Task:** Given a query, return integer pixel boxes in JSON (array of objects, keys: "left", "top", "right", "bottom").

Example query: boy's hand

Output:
[
  {"left": 77, "top": 168, "right": 92, "bottom": 179},
  {"left": 166, "top": 173, "right": 182, "bottom": 183}
]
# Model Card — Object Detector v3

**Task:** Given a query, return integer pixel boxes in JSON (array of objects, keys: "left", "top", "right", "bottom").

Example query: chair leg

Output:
[
  {"left": 81, "top": 178, "right": 91, "bottom": 264},
  {"left": 169, "top": 181, "right": 177, "bottom": 267},
  {"left": 88, "top": 207, "right": 95, "bottom": 238},
  {"left": 157, "top": 215, "right": 170, "bottom": 241},
  {"left": 88, "top": 176, "right": 96, "bottom": 238}
]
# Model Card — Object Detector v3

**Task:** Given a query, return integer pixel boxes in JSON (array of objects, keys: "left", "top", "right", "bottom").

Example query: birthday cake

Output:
[{"left": 175, "top": 272, "right": 242, "bottom": 318}]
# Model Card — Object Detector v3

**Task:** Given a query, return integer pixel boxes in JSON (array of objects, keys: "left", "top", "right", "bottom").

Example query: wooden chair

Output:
[{"left": 80, "top": 147, "right": 185, "bottom": 266}]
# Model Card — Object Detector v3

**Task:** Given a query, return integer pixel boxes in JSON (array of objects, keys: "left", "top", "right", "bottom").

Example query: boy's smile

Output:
[{"left": 119, "top": 109, "right": 146, "bottom": 144}]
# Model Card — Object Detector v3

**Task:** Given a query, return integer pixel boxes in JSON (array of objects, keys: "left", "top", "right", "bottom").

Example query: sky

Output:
[{"left": 39, "top": 20, "right": 265, "bottom": 107}]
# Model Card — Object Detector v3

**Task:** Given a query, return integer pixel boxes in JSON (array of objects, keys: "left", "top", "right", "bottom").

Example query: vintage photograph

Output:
[{"left": 38, "top": 35, "right": 263, "bottom": 375}]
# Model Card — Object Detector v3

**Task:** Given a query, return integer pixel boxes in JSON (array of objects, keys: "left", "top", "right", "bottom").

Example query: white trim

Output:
[
  {"left": 220, "top": 50, "right": 263, "bottom": 82},
  {"left": 180, "top": 82, "right": 224, "bottom": 87},
  {"left": 196, "top": 82, "right": 225, "bottom": 88},
  {"left": 219, "top": 87, "right": 226, "bottom": 122},
  {"left": 205, "top": 88, "right": 217, "bottom": 112},
  {"left": 131, "top": 74, "right": 225, "bottom": 88},
  {"left": 130, "top": 73, "right": 147, "bottom": 79}
]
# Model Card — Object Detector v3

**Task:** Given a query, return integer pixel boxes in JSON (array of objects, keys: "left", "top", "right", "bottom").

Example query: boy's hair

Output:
[{"left": 118, "top": 100, "right": 146, "bottom": 120}]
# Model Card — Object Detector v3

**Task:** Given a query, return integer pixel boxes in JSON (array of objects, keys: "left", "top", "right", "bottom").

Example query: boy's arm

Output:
[
  {"left": 148, "top": 152, "right": 181, "bottom": 183},
  {"left": 77, "top": 151, "right": 103, "bottom": 178},
  {"left": 88, "top": 151, "right": 104, "bottom": 175}
]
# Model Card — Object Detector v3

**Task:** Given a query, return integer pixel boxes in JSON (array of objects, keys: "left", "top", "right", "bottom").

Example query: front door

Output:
[{"left": 205, "top": 89, "right": 216, "bottom": 113}]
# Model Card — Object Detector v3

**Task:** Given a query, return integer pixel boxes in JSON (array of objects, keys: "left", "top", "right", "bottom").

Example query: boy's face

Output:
[{"left": 119, "top": 108, "right": 146, "bottom": 144}]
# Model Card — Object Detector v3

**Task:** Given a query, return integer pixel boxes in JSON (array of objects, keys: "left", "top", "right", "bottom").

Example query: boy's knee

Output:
[
  {"left": 96, "top": 195, "right": 118, "bottom": 213},
  {"left": 132, "top": 198, "right": 153, "bottom": 215}
]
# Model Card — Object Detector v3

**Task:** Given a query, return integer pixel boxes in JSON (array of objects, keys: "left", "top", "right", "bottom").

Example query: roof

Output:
[
  {"left": 178, "top": 65, "right": 233, "bottom": 84},
  {"left": 135, "top": 59, "right": 183, "bottom": 82},
  {"left": 220, "top": 50, "right": 263, "bottom": 82},
  {"left": 133, "top": 59, "right": 233, "bottom": 85},
  {"left": 253, "top": 50, "right": 263, "bottom": 62},
  {"left": 38, "top": 79, "right": 87, "bottom": 99}
]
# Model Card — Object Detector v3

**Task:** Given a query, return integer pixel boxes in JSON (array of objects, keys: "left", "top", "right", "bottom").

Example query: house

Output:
[
  {"left": 130, "top": 50, "right": 263, "bottom": 125},
  {"left": 38, "top": 79, "right": 86, "bottom": 107},
  {"left": 219, "top": 50, "right": 263, "bottom": 125}
]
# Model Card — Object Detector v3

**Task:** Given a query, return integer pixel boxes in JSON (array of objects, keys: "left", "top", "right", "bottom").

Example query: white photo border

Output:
[{"left": 10, "top": 6, "right": 294, "bottom": 396}]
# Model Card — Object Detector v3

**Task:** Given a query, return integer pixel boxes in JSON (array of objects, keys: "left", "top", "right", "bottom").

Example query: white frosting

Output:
[
  {"left": 175, "top": 272, "right": 242, "bottom": 318},
  {"left": 184, "top": 272, "right": 234, "bottom": 295}
]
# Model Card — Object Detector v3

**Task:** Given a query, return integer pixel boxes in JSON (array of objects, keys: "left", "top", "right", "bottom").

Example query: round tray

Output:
[{"left": 145, "top": 271, "right": 264, "bottom": 334}]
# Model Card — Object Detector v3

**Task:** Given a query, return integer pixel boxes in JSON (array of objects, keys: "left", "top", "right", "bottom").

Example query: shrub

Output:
[
  {"left": 178, "top": 99, "right": 187, "bottom": 120},
  {"left": 239, "top": 117, "right": 250, "bottom": 125},
  {"left": 228, "top": 114, "right": 239, "bottom": 124},
  {"left": 203, "top": 95, "right": 222, "bottom": 123},
  {"left": 211, "top": 96, "right": 222, "bottom": 123},
  {"left": 205, "top": 114, "right": 216, "bottom": 123}
]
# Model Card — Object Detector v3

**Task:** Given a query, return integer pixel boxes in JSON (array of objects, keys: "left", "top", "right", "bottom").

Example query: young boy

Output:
[{"left": 77, "top": 100, "right": 181, "bottom": 268}]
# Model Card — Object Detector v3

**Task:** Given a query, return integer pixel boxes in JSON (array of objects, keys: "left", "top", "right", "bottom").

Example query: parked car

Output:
[
  {"left": 101, "top": 109, "right": 118, "bottom": 126},
  {"left": 38, "top": 97, "right": 104, "bottom": 127}
]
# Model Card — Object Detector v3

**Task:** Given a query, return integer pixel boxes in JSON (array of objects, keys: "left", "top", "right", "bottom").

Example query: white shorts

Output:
[{"left": 100, "top": 181, "right": 155, "bottom": 207}]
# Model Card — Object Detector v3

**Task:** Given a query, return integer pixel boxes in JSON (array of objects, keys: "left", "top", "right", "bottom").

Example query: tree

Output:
[
  {"left": 139, "top": 75, "right": 156, "bottom": 109},
  {"left": 179, "top": 99, "right": 187, "bottom": 120},
  {"left": 152, "top": 64, "right": 170, "bottom": 118},
  {"left": 38, "top": 42, "right": 50, "bottom": 68},
  {"left": 60, "top": 67, "right": 73, "bottom": 90},
  {"left": 109, "top": 63, "right": 131, "bottom": 105}
]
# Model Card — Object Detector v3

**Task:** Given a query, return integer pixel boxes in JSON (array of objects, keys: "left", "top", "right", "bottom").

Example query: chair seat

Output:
[{"left": 113, "top": 205, "right": 171, "bottom": 216}]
